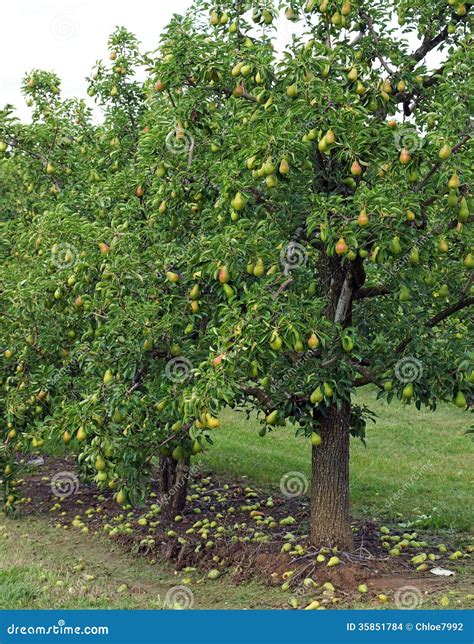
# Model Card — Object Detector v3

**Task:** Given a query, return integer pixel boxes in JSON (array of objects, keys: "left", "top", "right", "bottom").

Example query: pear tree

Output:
[{"left": 1, "top": 2, "right": 473, "bottom": 546}]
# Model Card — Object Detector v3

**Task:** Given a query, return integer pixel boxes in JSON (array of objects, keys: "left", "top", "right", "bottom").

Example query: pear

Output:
[
  {"left": 310, "top": 386, "right": 324, "bottom": 405},
  {"left": 399, "top": 285, "right": 411, "bottom": 302},
  {"left": 286, "top": 83, "right": 298, "bottom": 98},
  {"left": 355, "top": 81, "right": 365, "bottom": 95},
  {"left": 399, "top": 148, "right": 411, "bottom": 164},
  {"left": 384, "top": 381, "right": 393, "bottom": 392},
  {"left": 327, "top": 556, "right": 340, "bottom": 567},
  {"left": 323, "top": 382, "right": 334, "bottom": 397},
  {"left": 62, "top": 431, "right": 72, "bottom": 445},
  {"left": 210, "top": 10, "right": 219, "bottom": 26},
  {"left": 207, "top": 415, "right": 220, "bottom": 429},
  {"left": 77, "top": 426, "right": 87, "bottom": 442},
  {"left": 266, "top": 174, "right": 278, "bottom": 189},
  {"left": 189, "top": 284, "right": 200, "bottom": 300},
  {"left": 266, "top": 410, "right": 279, "bottom": 426},
  {"left": 390, "top": 236, "right": 402, "bottom": 256},
  {"left": 358, "top": 583, "right": 368, "bottom": 593},
  {"left": 218, "top": 266, "right": 230, "bottom": 283},
  {"left": 270, "top": 332, "right": 282, "bottom": 351},
  {"left": 231, "top": 191, "right": 246, "bottom": 211},
  {"left": 463, "top": 253, "right": 474, "bottom": 269},
  {"left": 308, "top": 332, "right": 319, "bottom": 349},
  {"left": 253, "top": 258, "right": 265, "bottom": 277},
  {"left": 103, "top": 369, "right": 114, "bottom": 385},
  {"left": 341, "top": 1, "right": 351, "bottom": 15},
  {"left": 192, "top": 440, "right": 203, "bottom": 455},
  {"left": 46, "top": 162, "right": 55, "bottom": 174},
  {"left": 331, "top": 11, "right": 342, "bottom": 25},
  {"left": 166, "top": 271, "right": 180, "bottom": 283},
  {"left": 357, "top": 209, "right": 369, "bottom": 226},
  {"left": 458, "top": 197, "right": 469, "bottom": 222},
  {"left": 409, "top": 248, "right": 420, "bottom": 265},
  {"left": 402, "top": 382, "right": 414, "bottom": 400},
  {"left": 113, "top": 408, "right": 125, "bottom": 423},
  {"left": 438, "top": 238, "right": 449, "bottom": 253},
  {"left": 347, "top": 67, "right": 358, "bottom": 82},
  {"left": 95, "top": 456, "right": 106, "bottom": 471},
  {"left": 279, "top": 158, "right": 290, "bottom": 175},
  {"left": 311, "top": 432, "right": 322, "bottom": 447},
  {"left": 293, "top": 338, "right": 303, "bottom": 352},
  {"left": 454, "top": 391, "right": 467, "bottom": 409},
  {"left": 448, "top": 174, "right": 460, "bottom": 189},
  {"left": 335, "top": 238, "right": 348, "bottom": 255},
  {"left": 246, "top": 155, "right": 257, "bottom": 170},
  {"left": 447, "top": 190, "right": 458, "bottom": 208},
  {"left": 350, "top": 160, "right": 362, "bottom": 176},
  {"left": 396, "top": 79, "right": 406, "bottom": 92},
  {"left": 263, "top": 159, "right": 275, "bottom": 175},
  {"left": 116, "top": 489, "right": 126, "bottom": 505},
  {"left": 318, "top": 137, "right": 328, "bottom": 152},
  {"left": 305, "top": 600, "right": 320, "bottom": 610},
  {"left": 223, "top": 283, "right": 234, "bottom": 301},
  {"left": 438, "top": 144, "right": 452, "bottom": 160}
]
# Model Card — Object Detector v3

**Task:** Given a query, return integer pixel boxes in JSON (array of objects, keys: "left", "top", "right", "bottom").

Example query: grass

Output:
[
  {"left": 0, "top": 515, "right": 284, "bottom": 610},
  {"left": 1, "top": 386, "right": 472, "bottom": 610},
  {"left": 197, "top": 387, "right": 473, "bottom": 531}
]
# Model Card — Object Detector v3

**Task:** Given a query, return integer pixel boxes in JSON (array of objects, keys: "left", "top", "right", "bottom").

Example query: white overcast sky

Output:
[
  {"left": 1, "top": 1, "right": 442, "bottom": 123},
  {"left": 1, "top": 0, "right": 193, "bottom": 121}
]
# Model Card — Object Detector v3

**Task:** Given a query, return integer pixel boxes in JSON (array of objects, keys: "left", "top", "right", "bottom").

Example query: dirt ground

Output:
[{"left": 7, "top": 454, "right": 474, "bottom": 608}]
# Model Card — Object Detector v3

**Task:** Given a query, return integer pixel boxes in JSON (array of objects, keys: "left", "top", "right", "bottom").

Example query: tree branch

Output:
[
  {"left": 353, "top": 285, "right": 391, "bottom": 300},
  {"left": 396, "top": 295, "right": 474, "bottom": 353}
]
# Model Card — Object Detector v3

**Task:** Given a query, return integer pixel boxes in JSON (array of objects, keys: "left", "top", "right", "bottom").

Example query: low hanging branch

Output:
[{"left": 396, "top": 295, "right": 474, "bottom": 354}]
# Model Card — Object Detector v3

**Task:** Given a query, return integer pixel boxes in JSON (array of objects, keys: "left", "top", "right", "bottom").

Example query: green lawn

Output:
[
  {"left": 1, "top": 388, "right": 472, "bottom": 610},
  {"left": 0, "top": 516, "right": 284, "bottom": 610},
  {"left": 198, "top": 387, "right": 473, "bottom": 531}
]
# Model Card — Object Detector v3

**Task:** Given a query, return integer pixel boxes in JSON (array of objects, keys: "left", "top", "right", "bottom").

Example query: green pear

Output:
[
  {"left": 266, "top": 410, "right": 279, "bottom": 425},
  {"left": 399, "top": 285, "right": 411, "bottom": 302},
  {"left": 402, "top": 382, "right": 414, "bottom": 400},
  {"left": 311, "top": 432, "right": 322, "bottom": 446},
  {"left": 310, "top": 386, "right": 324, "bottom": 405},
  {"left": 323, "top": 382, "right": 334, "bottom": 397},
  {"left": 454, "top": 391, "right": 467, "bottom": 409}
]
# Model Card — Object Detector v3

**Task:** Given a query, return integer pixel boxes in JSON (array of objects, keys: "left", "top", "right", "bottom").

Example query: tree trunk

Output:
[
  {"left": 310, "top": 401, "right": 353, "bottom": 549},
  {"left": 159, "top": 456, "right": 190, "bottom": 520}
]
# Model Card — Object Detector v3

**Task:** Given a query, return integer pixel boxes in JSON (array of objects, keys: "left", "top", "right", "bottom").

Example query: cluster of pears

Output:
[
  {"left": 309, "top": 382, "right": 334, "bottom": 405},
  {"left": 247, "top": 258, "right": 276, "bottom": 278},
  {"left": 446, "top": 174, "right": 470, "bottom": 223},
  {"left": 269, "top": 330, "right": 319, "bottom": 353},
  {"left": 246, "top": 156, "right": 287, "bottom": 188}
]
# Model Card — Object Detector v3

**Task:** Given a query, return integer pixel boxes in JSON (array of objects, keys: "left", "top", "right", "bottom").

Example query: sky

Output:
[
  {"left": 1, "top": 1, "right": 443, "bottom": 123},
  {"left": 1, "top": 0, "right": 193, "bottom": 121}
]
